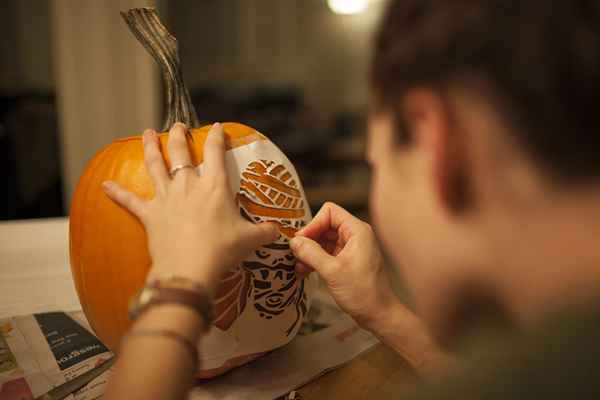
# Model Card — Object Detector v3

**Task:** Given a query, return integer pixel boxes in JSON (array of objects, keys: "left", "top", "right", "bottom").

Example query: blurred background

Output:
[{"left": 0, "top": 0, "right": 387, "bottom": 221}]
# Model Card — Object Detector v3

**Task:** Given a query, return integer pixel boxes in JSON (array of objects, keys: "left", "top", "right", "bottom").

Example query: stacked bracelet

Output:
[
  {"left": 128, "top": 275, "right": 215, "bottom": 331},
  {"left": 125, "top": 276, "right": 217, "bottom": 373}
]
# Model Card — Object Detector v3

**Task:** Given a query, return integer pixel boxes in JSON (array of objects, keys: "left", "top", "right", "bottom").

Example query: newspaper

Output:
[
  {"left": 190, "top": 295, "right": 380, "bottom": 400},
  {"left": 0, "top": 294, "right": 379, "bottom": 400},
  {"left": 0, "top": 311, "right": 113, "bottom": 400},
  {"left": 190, "top": 314, "right": 379, "bottom": 400}
]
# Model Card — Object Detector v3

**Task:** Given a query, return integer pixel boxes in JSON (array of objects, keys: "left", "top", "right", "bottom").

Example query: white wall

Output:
[{"left": 52, "top": 0, "right": 160, "bottom": 206}]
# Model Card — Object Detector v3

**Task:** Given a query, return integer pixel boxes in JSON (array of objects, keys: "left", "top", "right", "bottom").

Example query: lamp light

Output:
[{"left": 327, "top": 0, "right": 369, "bottom": 15}]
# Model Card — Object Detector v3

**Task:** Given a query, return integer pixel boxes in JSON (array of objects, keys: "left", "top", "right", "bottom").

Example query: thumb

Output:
[
  {"left": 289, "top": 236, "right": 337, "bottom": 277},
  {"left": 246, "top": 222, "right": 280, "bottom": 246}
]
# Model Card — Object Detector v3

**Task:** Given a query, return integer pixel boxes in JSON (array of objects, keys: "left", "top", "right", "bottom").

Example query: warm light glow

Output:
[{"left": 327, "top": 0, "right": 369, "bottom": 15}]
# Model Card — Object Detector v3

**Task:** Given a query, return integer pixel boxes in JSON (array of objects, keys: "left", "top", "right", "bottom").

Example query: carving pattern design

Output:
[{"left": 213, "top": 160, "right": 308, "bottom": 335}]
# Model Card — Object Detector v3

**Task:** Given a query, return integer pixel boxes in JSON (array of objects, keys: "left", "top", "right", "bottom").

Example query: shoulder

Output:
[{"left": 393, "top": 309, "right": 600, "bottom": 400}]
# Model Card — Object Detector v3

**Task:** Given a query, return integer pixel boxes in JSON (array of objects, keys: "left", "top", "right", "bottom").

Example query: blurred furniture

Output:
[
  {"left": 0, "top": 86, "right": 370, "bottom": 220},
  {"left": 191, "top": 86, "right": 371, "bottom": 215},
  {"left": 0, "top": 218, "right": 413, "bottom": 399},
  {"left": 0, "top": 93, "right": 64, "bottom": 220}
]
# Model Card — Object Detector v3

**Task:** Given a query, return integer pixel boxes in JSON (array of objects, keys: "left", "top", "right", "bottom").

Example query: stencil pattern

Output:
[{"left": 213, "top": 160, "right": 308, "bottom": 335}]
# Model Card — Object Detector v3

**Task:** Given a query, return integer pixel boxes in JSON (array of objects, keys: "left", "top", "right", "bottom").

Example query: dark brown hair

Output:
[{"left": 371, "top": 1, "right": 600, "bottom": 181}]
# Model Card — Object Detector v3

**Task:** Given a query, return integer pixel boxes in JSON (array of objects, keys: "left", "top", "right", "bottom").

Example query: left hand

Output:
[{"left": 102, "top": 122, "right": 279, "bottom": 294}]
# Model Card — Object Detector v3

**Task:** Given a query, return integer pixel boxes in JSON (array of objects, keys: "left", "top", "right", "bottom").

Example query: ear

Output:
[{"left": 402, "top": 88, "right": 472, "bottom": 213}]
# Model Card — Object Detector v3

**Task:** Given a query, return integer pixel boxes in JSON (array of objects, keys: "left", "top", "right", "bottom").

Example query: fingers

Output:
[
  {"left": 297, "top": 202, "right": 366, "bottom": 242},
  {"left": 295, "top": 261, "right": 314, "bottom": 279},
  {"left": 245, "top": 222, "right": 280, "bottom": 247},
  {"left": 167, "top": 122, "right": 194, "bottom": 177},
  {"left": 321, "top": 239, "right": 338, "bottom": 255},
  {"left": 102, "top": 181, "right": 146, "bottom": 220},
  {"left": 289, "top": 236, "right": 338, "bottom": 278},
  {"left": 203, "top": 122, "right": 228, "bottom": 184},
  {"left": 142, "top": 129, "right": 169, "bottom": 195},
  {"left": 322, "top": 229, "right": 339, "bottom": 241}
]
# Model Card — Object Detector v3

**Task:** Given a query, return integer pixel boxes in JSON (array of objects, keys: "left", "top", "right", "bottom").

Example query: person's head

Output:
[{"left": 367, "top": 0, "right": 600, "bottom": 340}]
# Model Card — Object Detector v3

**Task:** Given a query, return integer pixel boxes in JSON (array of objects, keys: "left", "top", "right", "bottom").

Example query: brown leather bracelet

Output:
[{"left": 128, "top": 276, "right": 215, "bottom": 331}]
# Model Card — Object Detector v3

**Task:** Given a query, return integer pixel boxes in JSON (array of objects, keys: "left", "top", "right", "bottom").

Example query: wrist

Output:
[
  {"left": 133, "top": 303, "right": 207, "bottom": 342},
  {"left": 130, "top": 276, "right": 216, "bottom": 335},
  {"left": 355, "top": 292, "right": 401, "bottom": 332},
  {"left": 148, "top": 257, "right": 222, "bottom": 295},
  {"left": 362, "top": 301, "right": 451, "bottom": 374}
]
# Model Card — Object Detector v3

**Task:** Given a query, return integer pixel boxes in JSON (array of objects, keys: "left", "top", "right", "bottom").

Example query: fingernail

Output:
[
  {"left": 210, "top": 122, "right": 222, "bottom": 136},
  {"left": 142, "top": 130, "right": 152, "bottom": 143},
  {"left": 101, "top": 181, "right": 113, "bottom": 191},
  {"left": 172, "top": 122, "right": 187, "bottom": 131}
]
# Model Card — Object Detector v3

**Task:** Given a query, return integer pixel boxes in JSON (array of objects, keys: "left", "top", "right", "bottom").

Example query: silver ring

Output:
[{"left": 169, "top": 164, "right": 194, "bottom": 178}]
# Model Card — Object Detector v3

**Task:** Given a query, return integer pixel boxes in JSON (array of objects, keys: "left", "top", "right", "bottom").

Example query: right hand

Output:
[{"left": 289, "top": 202, "right": 399, "bottom": 328}]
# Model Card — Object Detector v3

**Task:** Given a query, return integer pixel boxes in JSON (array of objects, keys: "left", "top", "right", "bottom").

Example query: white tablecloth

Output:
[{"left": 0, "top": 217, "right": 81, "bottom": 319}]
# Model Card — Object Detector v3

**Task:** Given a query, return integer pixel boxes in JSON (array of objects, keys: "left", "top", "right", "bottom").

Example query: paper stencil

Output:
[{"left": 197, "top": 139, "right": 317, "bottom": 370}]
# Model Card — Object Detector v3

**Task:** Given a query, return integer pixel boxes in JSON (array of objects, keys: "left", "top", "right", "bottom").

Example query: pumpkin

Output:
[{"left": 69, "top": 7, "right": 316, "bottom": 378}]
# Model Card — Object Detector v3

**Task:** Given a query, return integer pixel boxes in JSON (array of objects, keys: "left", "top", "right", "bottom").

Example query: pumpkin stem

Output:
[{"left": 121, "top": 8, "right": 200, "bottom": 131}]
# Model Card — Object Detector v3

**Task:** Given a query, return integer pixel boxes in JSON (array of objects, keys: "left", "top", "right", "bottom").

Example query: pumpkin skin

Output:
[
  {"left": 71, "top": 9, "right": 315, "bottom": 378},
  {"left": 70, "top": 122, "right": 315, "bottom": 378},
  {"left": 69, "top": 123, "right": 265, "bottom": 345}
]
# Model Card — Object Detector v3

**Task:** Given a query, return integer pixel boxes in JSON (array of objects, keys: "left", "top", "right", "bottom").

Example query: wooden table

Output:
[
  {"left": 0, "top": 218, "right": 415, "bottom": 399},
  {"left": 297, "top": 344, "right": 415, "bottom": 399}
]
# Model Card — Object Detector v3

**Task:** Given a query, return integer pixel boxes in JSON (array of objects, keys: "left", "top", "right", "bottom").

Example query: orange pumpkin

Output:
[
  {"left": 70, "top": 123, "right": 266, "bottom": 349},
  {"left": 69, "top": 8, "right": 315, "bottom": 378}
]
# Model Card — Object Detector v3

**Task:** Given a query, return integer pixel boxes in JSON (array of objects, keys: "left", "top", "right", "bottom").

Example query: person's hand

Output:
[
  {"left": 290, "top": 202, "right": 399, "bottom": 329},
  {"left": 102, "top": 122, "right": 279, "bottom": 294},
  {"left": 291, "top": 203, "right": 452, "bottom": 373}
]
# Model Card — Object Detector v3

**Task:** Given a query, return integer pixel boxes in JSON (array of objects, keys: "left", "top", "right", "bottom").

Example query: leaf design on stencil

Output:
[
  {"left": 213, "top": 266, "right": 251, "bottom": 330},
  {"left": 238, "top": 160, "right": 306, "bottom": 240},
  {"left": 213, "top": 159, "right": 309, "bottom": 334}
]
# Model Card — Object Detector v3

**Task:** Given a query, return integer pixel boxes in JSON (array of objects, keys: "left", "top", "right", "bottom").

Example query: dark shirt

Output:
[{"left": 377, "top": 305, "right": 600, "bottom": 399}]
